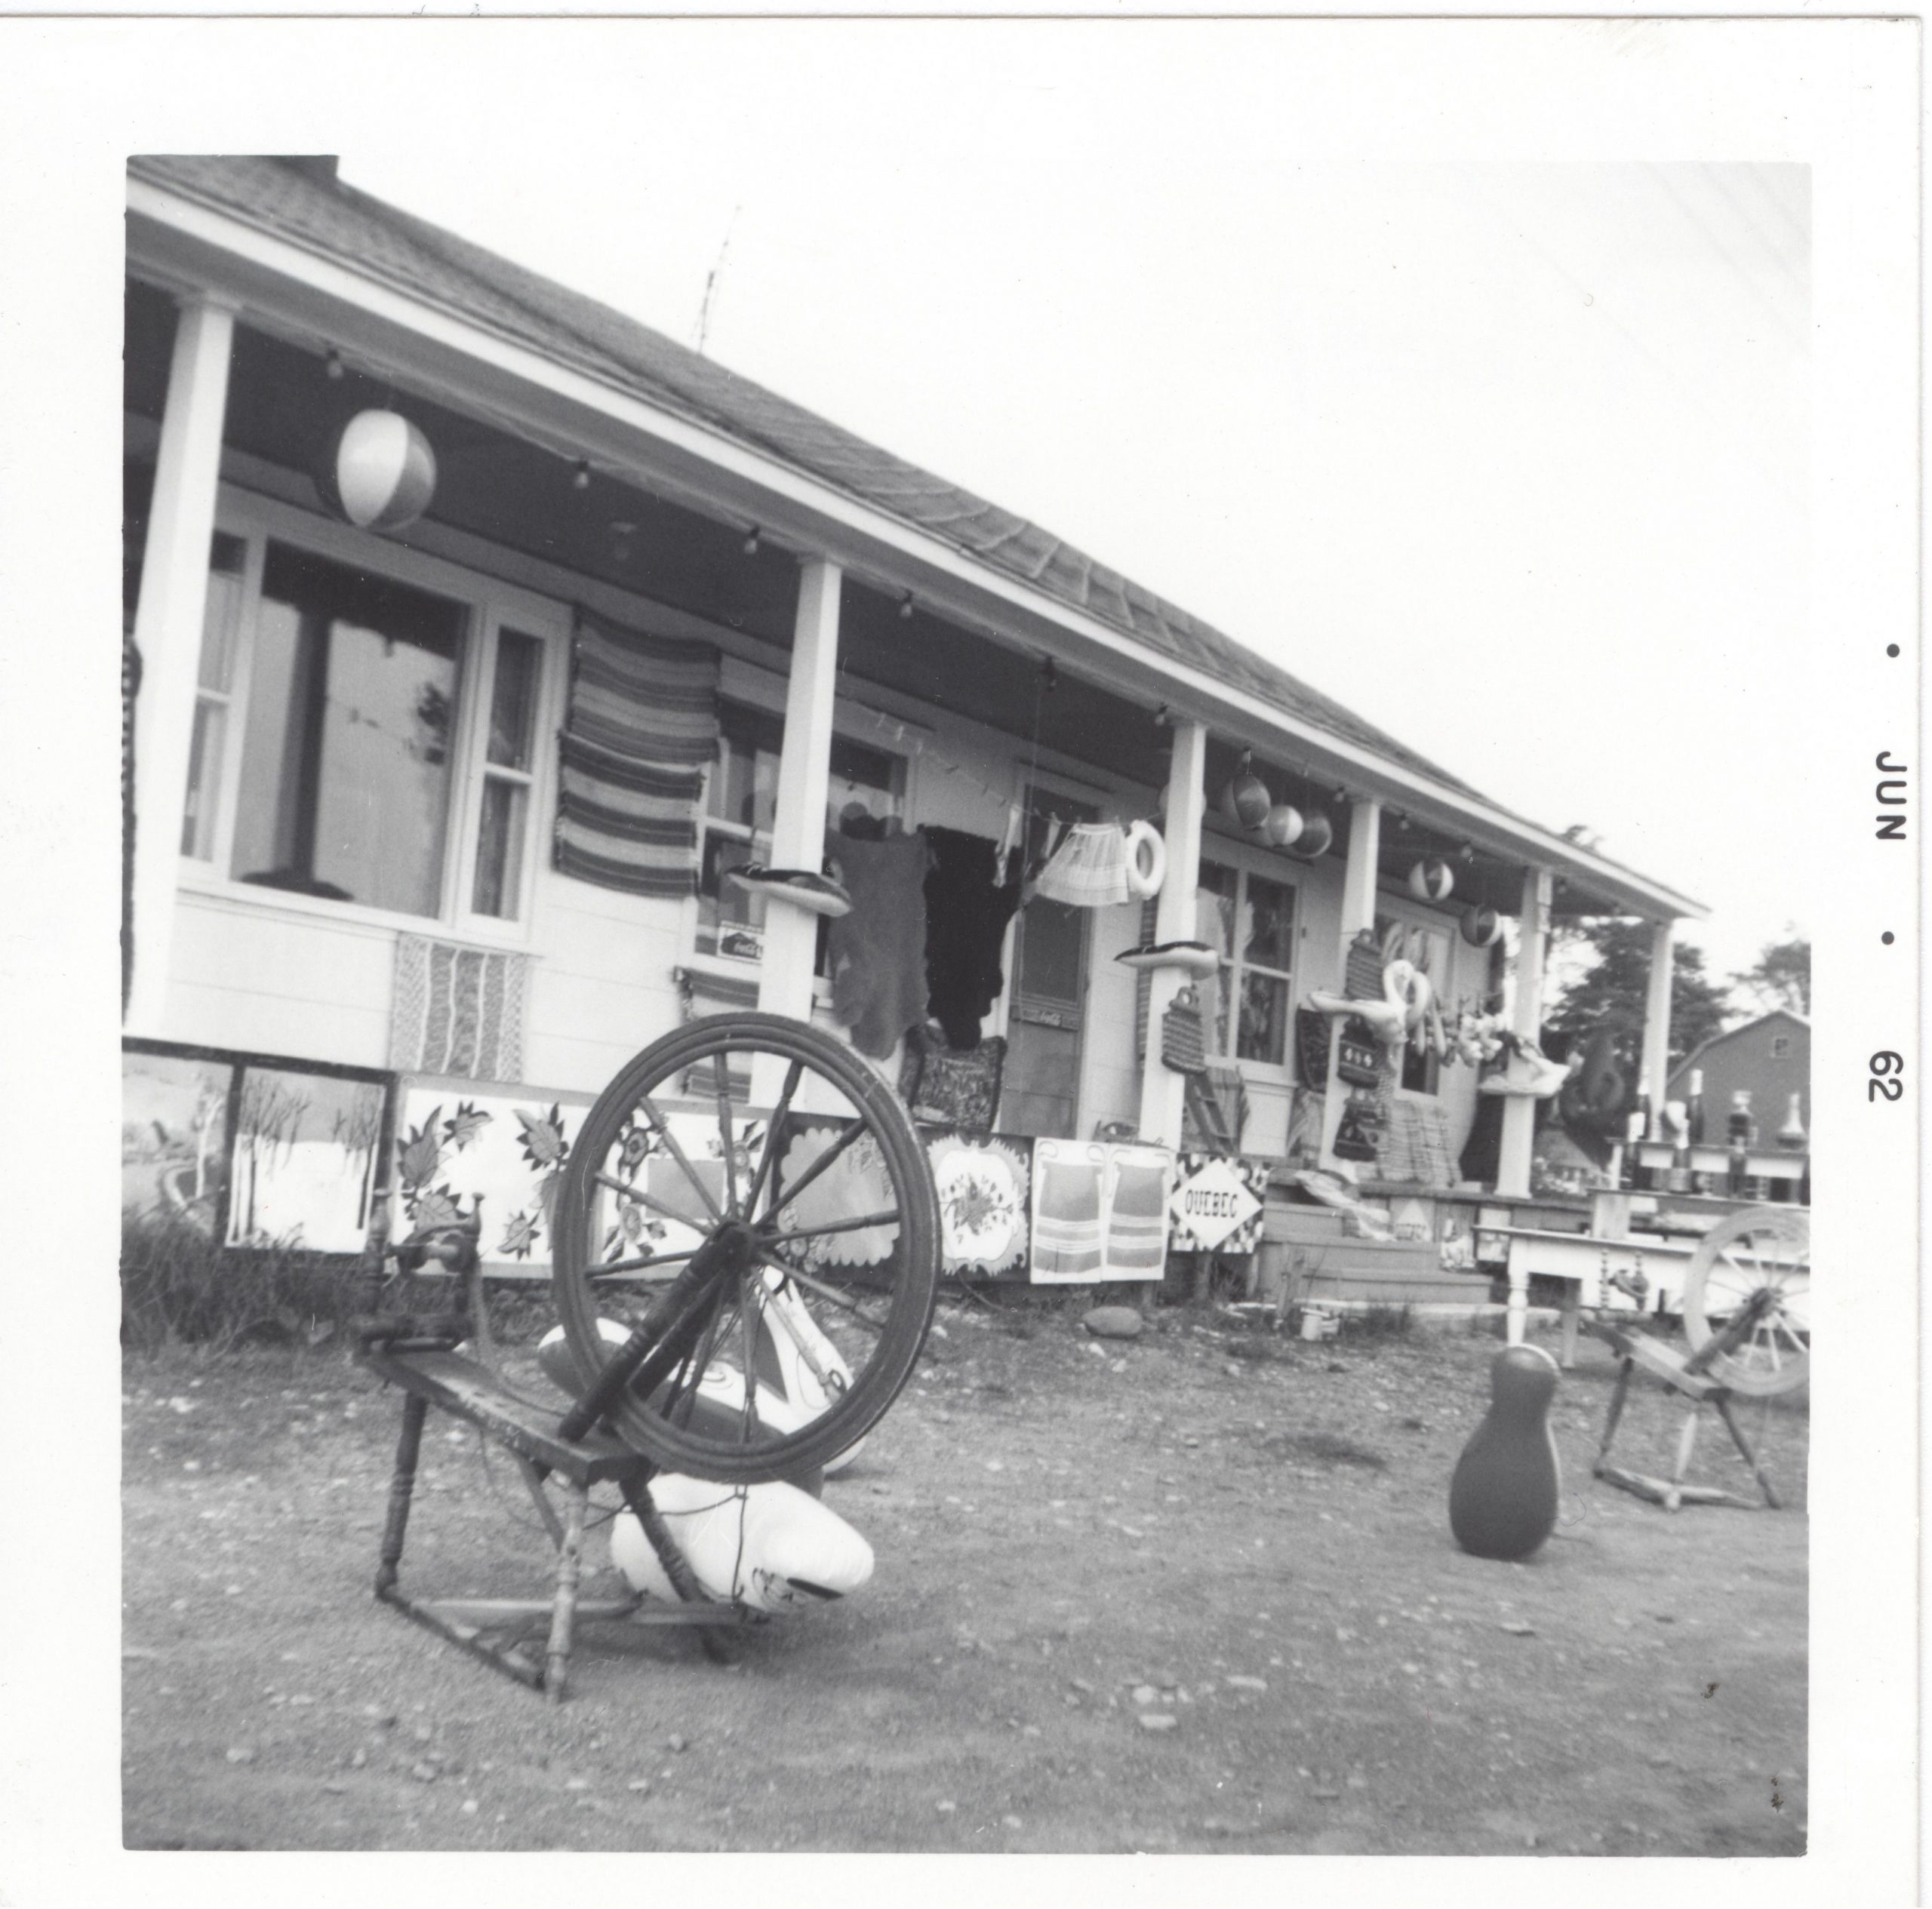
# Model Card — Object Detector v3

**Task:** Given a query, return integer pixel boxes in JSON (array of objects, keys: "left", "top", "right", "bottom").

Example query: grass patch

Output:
[
  {"left": 121, "top": 1207, "right": 363, "bottom": 1354},
  {"left": 1263, "top": 1428, "right": 1389, "bottom": 1470},
  {"left": 1343, "top": 1303, "right": 1414, "bottom": 1341}
]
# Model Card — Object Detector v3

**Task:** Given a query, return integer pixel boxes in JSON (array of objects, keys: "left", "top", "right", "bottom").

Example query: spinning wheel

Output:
[
  {"left": 1681, "top": 1205, "right": 1810, "bottom": 1397},
  {"left": 551, "top": 1013, "right": 942, "bottom": 1482}
]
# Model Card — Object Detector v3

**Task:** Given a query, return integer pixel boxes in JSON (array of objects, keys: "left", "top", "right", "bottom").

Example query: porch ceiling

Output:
[{"left": 125, "top": 282, "right": 1174, "bottom": 794}]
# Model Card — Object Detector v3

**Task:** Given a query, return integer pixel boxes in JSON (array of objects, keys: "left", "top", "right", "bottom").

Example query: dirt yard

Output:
[{"left": 122, "top": 1298, "right": 1807, "bottom": 1857}]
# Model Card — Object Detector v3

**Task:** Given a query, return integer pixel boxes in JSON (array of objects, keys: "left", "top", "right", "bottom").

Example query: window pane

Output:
[
  {"left": 1236, "top": 970, "right": 1289, "bottom": 1065},
  {"left": 180, "top": 698, "right": 226, "bottom": 859},
  {"left": 697, "top": 832, "right": 768, "bottom": 961},
  {"left": 232, "top": 543, "right": 466, "bottom": 916},
  {"left": 198, "top": 534, "right": 247, "bottom": 693},
  {"left": 472, "top": 776, "right": 528, "bottom": 919},
  {"left": 1243, "top": 872, "right": 1296, "bottom": 974},
  {"left": 487, "top": 629, "right": 542, "bottom": 770}
]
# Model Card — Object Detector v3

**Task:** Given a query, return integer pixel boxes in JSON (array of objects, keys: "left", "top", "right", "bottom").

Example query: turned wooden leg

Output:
[
  {"left": 1594, "top": 1357, "right": 1635, "bottom": 1474},
  {"left": 544, "top": 1480, "right": 589, "bottom": 1704},
  {"left": 1712, "top": 1394, "right": 1782, "bottom": 1510},
  {"left": 376, "top": 1391, "right": 429, "bottom": 1596}
]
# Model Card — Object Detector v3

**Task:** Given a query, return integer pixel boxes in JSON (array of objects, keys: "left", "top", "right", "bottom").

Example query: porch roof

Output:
[{"left": 126, "top": 154, "right": 1703, "bottom": 922}]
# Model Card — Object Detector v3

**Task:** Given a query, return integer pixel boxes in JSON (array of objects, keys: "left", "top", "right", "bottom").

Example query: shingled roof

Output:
[{"left": 131, "top": 153, "right": 1503, "bottom": 805}]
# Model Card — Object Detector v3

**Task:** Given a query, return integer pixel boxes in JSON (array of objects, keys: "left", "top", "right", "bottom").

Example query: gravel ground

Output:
[{"left": 122, "top": 1299, "right": 1807, "bottom": 1857}]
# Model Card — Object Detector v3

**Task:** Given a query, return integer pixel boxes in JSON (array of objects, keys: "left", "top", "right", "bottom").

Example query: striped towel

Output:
[
  {"left": 391, "top": 936, "right": 528, "bottom": 1082},
  {"left": 1030, "top": 1143, "right": 1106, "bottom": 1280},
  {"left": 1105, "top": 1150, "right": 1171, "bottom": 1276},
  {"left": 553, "top": 607, "right": 719, "bottom": 898}
]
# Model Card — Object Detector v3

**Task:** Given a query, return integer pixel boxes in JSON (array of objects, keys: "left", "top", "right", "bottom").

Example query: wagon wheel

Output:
[
  {"left": 552, "top": 1013, "right": 941, "bottom": 1482},
  {"left": 1681, "top": 1205, "right": 1810, "bottom": 1397}
]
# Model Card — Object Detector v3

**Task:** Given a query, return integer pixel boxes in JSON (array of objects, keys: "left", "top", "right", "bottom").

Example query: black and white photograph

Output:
[{"left": 0, "top": 13, "right": 1918, "bottom": 1904}]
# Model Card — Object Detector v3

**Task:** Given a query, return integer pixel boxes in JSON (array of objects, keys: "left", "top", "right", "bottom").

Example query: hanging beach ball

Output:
[
  {"left": 1260, "top": 803, "right": 1304, "bottom": 849},
  {"left": 1460, "top": 904, "right": 1503, "bottom": 948},
  {"left": 1219, "top": 764, "right": 1273, "bottom": 832},
  {"left": 1407, "top": 856, "right": 1455, "bottom": 903},
  {"left": 318, "top": 409, "right": 438, "bottom": 532},
  {"left": 1284, "top": 810, "right": 1334, "bottom": 859}
]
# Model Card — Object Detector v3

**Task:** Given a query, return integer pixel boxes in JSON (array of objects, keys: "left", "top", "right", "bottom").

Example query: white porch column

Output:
[
  {"left": 1638, "top": 917, "right": 1675, "bottom": 1137},
  {"left": 1497, "top": 865, "right": 1554, "bottom": 1199},
  {"left": 125, "top": 297, "right": 236, "bottom": 1034},
  {"left": 754, "top": 559, "right": 841, "bottom": 1084},
  {"left": 1137, "top": 719, "right": 1208, "bottom": 1148},
  {"left": 1338, "top": 797, "right": 1383, "bottom": 940},
  {"left": 1320, "top": 797, "right": 1383, "bottom": 1166}
]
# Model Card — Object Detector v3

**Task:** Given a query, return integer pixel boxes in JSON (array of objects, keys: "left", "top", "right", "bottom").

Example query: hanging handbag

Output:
[{"left": 1161, "top": 985, "right": 1209, "bottom": 1076}]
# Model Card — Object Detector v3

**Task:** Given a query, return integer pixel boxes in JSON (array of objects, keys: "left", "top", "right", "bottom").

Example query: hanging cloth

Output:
[
  {"left": 552, "top": 607, "right": 720, "bottom": 898},
  {"left": 1032, "top": 822, "right": 1132, "bottom": 908},
  {"left": 826, "top": 828, "right": 931, "bottom": 1059},
  {"left": 923, "top": 825, "right": 1023, "bottom": 1051}
]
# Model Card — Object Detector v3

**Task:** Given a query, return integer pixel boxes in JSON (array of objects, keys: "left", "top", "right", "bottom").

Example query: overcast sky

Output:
[{"left": 343, "top": 23, "right": 1810, "bottom": 998}]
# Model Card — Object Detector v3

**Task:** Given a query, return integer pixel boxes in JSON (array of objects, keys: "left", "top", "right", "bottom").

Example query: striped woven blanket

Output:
[{"left": 552, "top": 607, "right": 720, "bottom": 898}]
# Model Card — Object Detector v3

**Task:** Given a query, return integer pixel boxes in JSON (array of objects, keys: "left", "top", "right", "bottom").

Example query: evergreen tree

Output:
[
  {"left": 1546, "top": 918, "right": 1730, "bottom": 1066},
  {"left": 1734, "top": 934, "right": 1810, "bottom": 1018}
]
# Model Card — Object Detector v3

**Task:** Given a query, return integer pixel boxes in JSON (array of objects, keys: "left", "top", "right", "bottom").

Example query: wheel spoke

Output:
[
  {"left": 766, "top": 1207, "right": 902, "bottom": 1246},
  {"left": 745, "top": 1057, "right": 804, "bottom": 1221},
  {"left": 587, "top": 1246, "right": 697, "bottom": 1280},
  {"left": 637, "top": 1093, "right": 724, "bottom": 1225},
  {"left": 737, "top": 1274, "right": 770, "bottom": 1444},
  {"left": 591, "top": 1169, "right": 714, "bottom": 1235},
  {"left": 762, "top": 1117, "right": 869, "bottom": 1222},
  {"left": 711, "top": 1052, "right": 740, "bottom": 1216},
  {"left": 760, "top": 1274, "right": 841, "bottom": 1393},
  {"left": 755, "top": 1253, "right": 891, "bottom": 1337}
]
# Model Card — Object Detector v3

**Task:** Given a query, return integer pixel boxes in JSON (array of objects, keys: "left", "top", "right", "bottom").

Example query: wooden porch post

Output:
[
  {"left": 1320, "top": 797, "right": 1383, "bottom": 1166},
  {"left": 1137, "top": 719, "right": 1208, "bottom": 1148},
  {"left": 126, "top": 295, "right": 235, "bottom": 1035},
  {"left": 753, "top": 558, "right": 841, "bottom": 1091},
  {"left": 1497, "top": 865, "right": 1553, "bottom": 1198},
  {"left": 1638, "top": 917, "right": 1675, "bottom": 1139}
]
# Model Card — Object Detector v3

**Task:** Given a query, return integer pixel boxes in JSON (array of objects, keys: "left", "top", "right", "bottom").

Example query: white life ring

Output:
[{"left": 1123, "top": 820, "right": 1167, "bottom": 899}]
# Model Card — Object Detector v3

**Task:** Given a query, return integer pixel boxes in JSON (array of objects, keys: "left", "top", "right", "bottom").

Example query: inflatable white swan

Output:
[
  {"left": 1476, "top": 1038, "right": 1579, "bottom": 1099},
  {"left": 1306, "top": 958, "right": 1433, "bottom": 1049},
  {"left": 536, "top": 1322, "right": 875, "bottom": 1615}
]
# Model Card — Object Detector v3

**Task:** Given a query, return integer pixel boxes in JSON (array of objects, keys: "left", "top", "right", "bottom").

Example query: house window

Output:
[
  {"left": 1198, "top": 859, "right": 1299, "bottom": 1069},
  {"left": 695, "top": 702, "right": 901, "bottom": 964},
  {"left": 181, "top": 532, "right": 248, "bottom": 859},
  {"left": 1770, "top": 1034, "right": 1792, "bottom": 1060},
  {"left": 178, "top": 504, "right": 558, "bottom": 930},
  {"left": 231, "top": 543, "right": 466, "bottom": 915}
]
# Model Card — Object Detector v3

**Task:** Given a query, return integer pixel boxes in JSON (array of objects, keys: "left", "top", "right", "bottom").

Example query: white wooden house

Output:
[{"left": 122, "top": 155, "right": 1703, "bottom": 1278}]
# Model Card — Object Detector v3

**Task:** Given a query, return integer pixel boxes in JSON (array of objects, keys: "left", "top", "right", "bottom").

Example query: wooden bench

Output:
[{"left": 359, "top": 1345, "right": 747, "bottom": 1700}]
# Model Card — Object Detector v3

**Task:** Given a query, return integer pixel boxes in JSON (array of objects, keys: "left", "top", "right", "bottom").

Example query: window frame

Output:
[
  {"left": 1198, "top": 840, "right": 1302, "bottom": 1084},
  {"left": 176, "top": 486, "right": 567, "bottom": 944}
]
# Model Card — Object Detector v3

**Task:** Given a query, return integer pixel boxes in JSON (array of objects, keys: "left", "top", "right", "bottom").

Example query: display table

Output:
[{"left": 1497, "top": 1228, "right": 1698, "bottom": 1367}]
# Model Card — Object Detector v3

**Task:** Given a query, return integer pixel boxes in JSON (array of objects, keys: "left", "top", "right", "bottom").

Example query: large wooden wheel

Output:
[
  {"left": 1681, "top": 1205, "right": 1810, "bottom": 1397},
  {"left": 551, "top": 1013, "right": 941, "bottom": 1482}
]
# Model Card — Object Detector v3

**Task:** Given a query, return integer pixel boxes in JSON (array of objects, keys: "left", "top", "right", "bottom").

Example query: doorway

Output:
[{"left": 1000, "top": 787, "right": 1096, "bottom": 1139}]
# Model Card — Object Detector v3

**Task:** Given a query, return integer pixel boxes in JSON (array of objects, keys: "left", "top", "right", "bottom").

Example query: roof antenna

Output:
[{"left": 695, "top": 204, "right": 741, "bottom": 356}]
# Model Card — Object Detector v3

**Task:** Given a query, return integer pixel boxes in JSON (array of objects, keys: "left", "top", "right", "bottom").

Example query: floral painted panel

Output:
[
  {"left": 394, "top": 1084, "right": 593, "bottom": 1271},
  {"left": 924, "top": 1130, "right": 1032, "bottom": 1280}
]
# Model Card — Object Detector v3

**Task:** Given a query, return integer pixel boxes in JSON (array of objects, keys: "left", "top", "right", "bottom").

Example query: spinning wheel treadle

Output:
[{"left": 552, "top": 1012, "right": 943, "bottom": 1483}]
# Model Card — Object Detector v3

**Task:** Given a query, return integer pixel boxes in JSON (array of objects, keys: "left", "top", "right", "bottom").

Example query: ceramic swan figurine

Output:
[{"left": 1306, "top": 958, "right": 1429, "bottom": 1049}]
